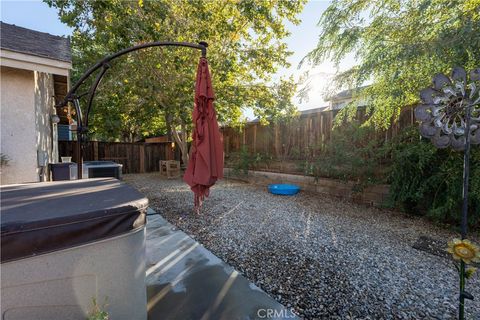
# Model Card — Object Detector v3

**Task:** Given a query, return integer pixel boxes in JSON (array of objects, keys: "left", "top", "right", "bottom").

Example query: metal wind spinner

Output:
[{"left": 415, "top": 67, "right": 480, "bottom": 150}]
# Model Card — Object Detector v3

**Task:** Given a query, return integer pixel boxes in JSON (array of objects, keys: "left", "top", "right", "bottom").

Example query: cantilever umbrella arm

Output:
[{"left": 55, "top": 41, "right": 208, "bottom": 179}]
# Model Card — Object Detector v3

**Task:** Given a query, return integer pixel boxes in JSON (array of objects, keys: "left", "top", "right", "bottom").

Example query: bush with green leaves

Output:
[
  {"left": 308, "top": 121, "right": 388, "bottom": 186},
  {"left": 228, "top": 121, "right": 479, "bottom": 228},
  {"left": 229, "top": 145, "right": 273, "bottom": 175},
  {"left": 86, "top": 298, "right": 108, "bottom": 320},
  {"left": 387, "top": 126, "right": 480, "bottom": 229},
  {"left": 231, "top": 145, "right": 251, "bottom": 175},
  {"left": 300, "top": 122, "right": 479, "bottom": 228}
]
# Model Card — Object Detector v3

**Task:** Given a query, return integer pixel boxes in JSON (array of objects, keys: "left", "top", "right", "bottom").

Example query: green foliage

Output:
[
  {"left": 0, "top": 153, "right": 10, "bottom": 167},
  {"left": 304, "top": 123, "right": 479, "bottom": 227},
  {"left": 254, "top": 77, "right": 299, "bottom": 125},
  {"left": 301, "top": 0, "right": 480, "bottom": 228},
  {"left": 231, "top": 145, "right": 251, "bottom": 175},
  {"left": 45, "top": 0, "right": 305, "bottom": 141},
  {"left": 387, "top": 127, "right": 480, "bottom": 227},
  {"left": 230, "top": 145, "right": 273, "bottom": 175},
  {"left": 86, "top": 298, "right": 108, "bottom": 320},
  {"left": 307, "top": 120, "right": 387, "bottom": 186},
  {"left": 306, "top": 0, "right": 480, "bottom": 129}
]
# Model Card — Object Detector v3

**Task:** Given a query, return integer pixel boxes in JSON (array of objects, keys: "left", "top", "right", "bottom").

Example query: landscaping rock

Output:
[{"left": 125, "top": 173, "right": 480, "bottom": 320}]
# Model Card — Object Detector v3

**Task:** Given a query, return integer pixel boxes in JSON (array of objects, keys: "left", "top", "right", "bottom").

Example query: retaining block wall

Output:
[{"left": 224, "top": 168, "right": 390, "bottom": 207}]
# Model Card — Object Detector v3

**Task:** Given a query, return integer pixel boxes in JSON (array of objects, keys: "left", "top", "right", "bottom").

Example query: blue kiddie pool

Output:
[{"left": 268, "top": 184, "right": 300, "bottom": 196}]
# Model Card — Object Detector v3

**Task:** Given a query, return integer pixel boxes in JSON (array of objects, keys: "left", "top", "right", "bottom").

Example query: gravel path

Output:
[{"left": 125, "top": 173, "right": 480, "bottom": 320}]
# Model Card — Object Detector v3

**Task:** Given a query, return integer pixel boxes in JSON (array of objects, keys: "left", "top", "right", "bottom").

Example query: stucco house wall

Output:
[
  {"left": 0, "top": 68, "right": 61, "bottom": 184},
  {"left": 34, "top": 71, "right": 56, "bottom": 180},
  {"left": 1, "top": 67, "right": 37, "bottom": 184},
  {"left": 0, "top": 22, "right": 71, "bottom": 185}
]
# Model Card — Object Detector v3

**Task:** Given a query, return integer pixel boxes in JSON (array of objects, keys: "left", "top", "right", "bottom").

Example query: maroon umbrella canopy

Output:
[{"left": 183, "top": 57, "right": 224, "bottom": 212}]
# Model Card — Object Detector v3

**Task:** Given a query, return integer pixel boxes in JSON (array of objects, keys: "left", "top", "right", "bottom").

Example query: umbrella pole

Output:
[
  {"left": 199, "top": 41, "right": 208, "bottom": 57},
  {"left": 54, "top": 41, "right": 208, "bottom": 177}
]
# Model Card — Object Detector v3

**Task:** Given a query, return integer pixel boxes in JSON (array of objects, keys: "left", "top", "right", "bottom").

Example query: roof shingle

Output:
[{"left": 0, "top": 22, "right": 71, "bottom": 62}]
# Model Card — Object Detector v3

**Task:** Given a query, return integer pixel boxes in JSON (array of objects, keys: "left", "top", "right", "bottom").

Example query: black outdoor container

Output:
[{"left": 49, "top": 162, "right": 75, "bottom": 181}]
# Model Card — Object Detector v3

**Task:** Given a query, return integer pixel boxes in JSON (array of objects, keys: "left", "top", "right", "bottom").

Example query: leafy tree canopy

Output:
[
  {"left": 306, "top": 0, "right": 480, "bottom": 129},
  {"left": 46, "top": 0, "right": 305, "bottom": 141}
]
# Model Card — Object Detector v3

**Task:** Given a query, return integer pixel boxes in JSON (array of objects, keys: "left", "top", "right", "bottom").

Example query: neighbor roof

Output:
[
  {"left": 327, "top": 85, "right": 369, "bottom": 101},
  {"left": 247, "top": 106, "right": 330, "bottom": 123},
  {"left": 0, "top": 22, "right": 71, "bottom": 62},
  {"left": 300, "top": 106, "right": 329, "bottom": 115}
]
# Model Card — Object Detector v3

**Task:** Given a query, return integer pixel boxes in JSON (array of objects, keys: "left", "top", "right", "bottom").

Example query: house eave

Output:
[{"left": 0, "top": 49, "right": 71, "bottom": 76}]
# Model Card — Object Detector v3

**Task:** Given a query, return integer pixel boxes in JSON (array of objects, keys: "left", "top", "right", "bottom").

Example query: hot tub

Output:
[
  {"left": 67, "top": 161, "right": 123, "bottom": 180},
  {"left": 1, "top": 178, "right": 148, "bottom": 319},
  {"left": 83, "top": 161, "right": 123, "bottom": 179}
]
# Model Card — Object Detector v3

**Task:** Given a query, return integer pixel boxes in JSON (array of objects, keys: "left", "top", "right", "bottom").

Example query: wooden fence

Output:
[
  {"left": 222, "top": 106, "right": 415, "bottom": 159},
  {"left": 58, "top": 141, "right": 180, "bottom": 174}
]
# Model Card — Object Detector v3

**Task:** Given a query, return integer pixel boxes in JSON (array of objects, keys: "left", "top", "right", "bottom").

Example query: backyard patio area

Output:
[
  {"left": 126, "top": 173, "right": 480, "bottom": 320},
  {"left": 1, "top": 1, "right": 479, "bottom": 319}
]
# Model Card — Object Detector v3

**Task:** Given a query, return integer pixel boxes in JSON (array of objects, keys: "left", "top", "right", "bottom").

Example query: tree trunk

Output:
[
  {"left": 165, "top": 113, "right": 173, "bottom": 142},
  {"left": 164, "top": 107, "right": 189, "bottom": 167},
  {"left": 171, "top": 120, "right": 189, "bottom": 167}
]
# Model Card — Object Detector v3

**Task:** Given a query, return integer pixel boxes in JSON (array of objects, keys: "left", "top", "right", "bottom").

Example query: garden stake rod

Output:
[
  {"left": 415, "top": 67, "right": 480, "bottom": 320},
  {"left": 459, "top": 103, "right": 472, "bottom": 320}
]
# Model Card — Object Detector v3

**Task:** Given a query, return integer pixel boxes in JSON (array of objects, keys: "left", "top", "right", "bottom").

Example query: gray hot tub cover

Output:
[{"left": 1, "top": 178, "right": 148, "bottom": 263}]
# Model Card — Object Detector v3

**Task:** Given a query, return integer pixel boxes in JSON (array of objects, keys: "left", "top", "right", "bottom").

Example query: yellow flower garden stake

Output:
[
  {"left": 447, "top": 239, "right": 480, "bottom": 265},
  {"left": 446, "top": 238, "right": 479, "bottom": 317},
  {"left": 416, "top": 67, "right": 480, "bottom": 320}
]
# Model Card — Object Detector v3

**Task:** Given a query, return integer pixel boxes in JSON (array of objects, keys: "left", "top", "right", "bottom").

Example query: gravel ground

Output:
[{"left": 125, "top": 173, "right": 480, "bottom": 320}]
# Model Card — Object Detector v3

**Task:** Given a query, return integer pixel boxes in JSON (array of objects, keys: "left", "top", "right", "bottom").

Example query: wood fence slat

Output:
[
  {"left": 222, "top": 107, "right": 414, "bottom": 160},
  {"left": 57, "top": 141, "right": 175, "bottom": 174}
]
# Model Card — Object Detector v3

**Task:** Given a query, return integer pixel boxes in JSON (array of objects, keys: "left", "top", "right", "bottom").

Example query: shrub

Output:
[
  {"left": 86, "top": 297, "right": 108, "bottom": 320},
  {"left": 229, "top": 145, "right": 273, "bottom": 175},
  {"left": 387, "top": 126, "right": 480, "bottom": 229},
  {"left": 308, "top": 121, "right": 388, "bottom": 187}
]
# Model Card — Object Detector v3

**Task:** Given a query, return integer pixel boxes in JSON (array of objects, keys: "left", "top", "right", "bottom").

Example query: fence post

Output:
[
  {"left": 93, "top": 141, "right": 99, "bottom": 160},
  {"left": 225, "top": 135, "right": 230, "bottom": 155},
  {"left": 235, "top": 131, "right": 240, "bottom": 150},
  {"left": 316, "top": 112, "right": 321, "bottom": 154},
  {"left": 320, "top": 113, "right": 324, "bottom": 148},
  {"left": 139, "top": 144, "right": 145, "bottom": 173},
  {"left": 253, "top": 124, "right": 257, "bottom": 153},
  {"left": 166, "top": 143, "right": 174, "bottom": 160},
  {"left": 274, "top": 123, "right": 280, "bottom": 158}
]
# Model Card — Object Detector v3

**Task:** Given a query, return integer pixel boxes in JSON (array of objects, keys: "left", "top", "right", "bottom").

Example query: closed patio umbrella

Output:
[{"left": 184, "top": 57, "right": 223, "bottom": 212}]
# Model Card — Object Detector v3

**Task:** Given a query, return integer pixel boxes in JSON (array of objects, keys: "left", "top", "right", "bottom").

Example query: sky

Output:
[
  {"left": 0, "top": 0, "right": 356, "bottom": 113},
  {"left": 276, "top": 1, "right": 356, "bottom": 109}
]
